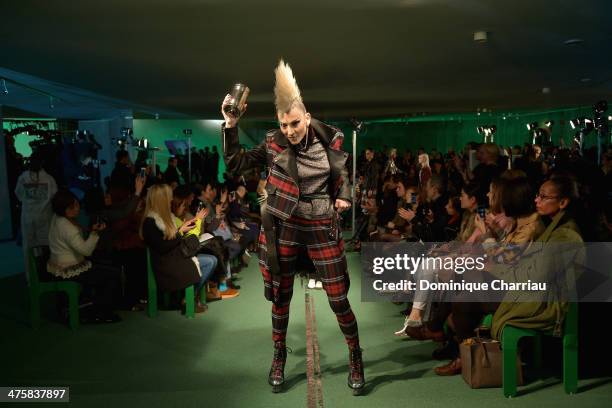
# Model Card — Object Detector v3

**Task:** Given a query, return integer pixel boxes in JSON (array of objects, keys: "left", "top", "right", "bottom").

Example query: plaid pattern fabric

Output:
[{"left": 259, "top": 215, "right": 359, "bottom": 348}]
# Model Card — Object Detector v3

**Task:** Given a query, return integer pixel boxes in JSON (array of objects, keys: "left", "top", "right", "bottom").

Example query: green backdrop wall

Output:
[{"left": 134, "top": 105, "right": 601, "bottom": 178}]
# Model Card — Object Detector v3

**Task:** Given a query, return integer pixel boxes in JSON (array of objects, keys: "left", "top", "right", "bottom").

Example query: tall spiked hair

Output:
[{"left": 274, "top": 59, "right": 305, "bottom": 114}]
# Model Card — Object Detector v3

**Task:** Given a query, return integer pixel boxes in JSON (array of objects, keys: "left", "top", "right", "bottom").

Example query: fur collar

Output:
[{"left": 147, "top": 211, "right": 167, "bottom": 232}]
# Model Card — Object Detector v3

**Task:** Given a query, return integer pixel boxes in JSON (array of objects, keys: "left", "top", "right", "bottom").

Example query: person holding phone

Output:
[
  {"left": 47, "top": 189, "right": 121, "bottom": 323},
  {"left": 141, "top": 184, "right": 208, "bottom": 312},
  {"left": 380, "top": 177, "right": 417, "bottom": 242},
  {"left": 221, "top": 60, "right": 364, "bottom": 395}
]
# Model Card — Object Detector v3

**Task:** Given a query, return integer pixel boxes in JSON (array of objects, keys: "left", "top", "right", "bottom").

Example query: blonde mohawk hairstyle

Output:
[{"left": 274, "top": 59, "right": 305, "bottom": 114}]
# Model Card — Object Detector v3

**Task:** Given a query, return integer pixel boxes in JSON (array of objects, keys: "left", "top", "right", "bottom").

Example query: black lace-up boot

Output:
[
  {"left": 348, "top": 346, "right": 365, "bottom": 395},
  {"left": 268, "top": 341, "right": 287, "bottom": 393}
]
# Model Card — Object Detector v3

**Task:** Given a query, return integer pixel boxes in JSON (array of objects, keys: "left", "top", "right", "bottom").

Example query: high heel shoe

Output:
[{"left": 393, "top": 315, "right": 423, "bottom": 336}]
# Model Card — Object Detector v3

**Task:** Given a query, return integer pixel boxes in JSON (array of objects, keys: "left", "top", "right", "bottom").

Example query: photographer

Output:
[{"left": 110, "top": 150, "right": 134, "bottom": 193}]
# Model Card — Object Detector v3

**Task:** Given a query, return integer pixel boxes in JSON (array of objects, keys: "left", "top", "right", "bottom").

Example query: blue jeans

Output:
[{"left": 196, "top": 254, "right": 218, "bottom": 290}]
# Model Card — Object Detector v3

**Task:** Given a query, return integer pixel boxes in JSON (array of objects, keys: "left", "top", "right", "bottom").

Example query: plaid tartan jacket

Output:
[{"left": 222, "top": 118, "right": 351, "bottom": 220}]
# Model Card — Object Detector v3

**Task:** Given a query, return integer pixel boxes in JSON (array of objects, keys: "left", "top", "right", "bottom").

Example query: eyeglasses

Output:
[{"left": 535, "top": 192, "right": 559, "bottom": 201}]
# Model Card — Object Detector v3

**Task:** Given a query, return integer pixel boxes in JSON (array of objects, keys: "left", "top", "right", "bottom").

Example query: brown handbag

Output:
[{"left": 460, "top": 328, "right": 523, "bottom": 388}]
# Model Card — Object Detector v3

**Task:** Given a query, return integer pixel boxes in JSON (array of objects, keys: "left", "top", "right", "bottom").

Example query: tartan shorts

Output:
[{"left": 258, "top": 214, "right": 349, "bottom": 304}]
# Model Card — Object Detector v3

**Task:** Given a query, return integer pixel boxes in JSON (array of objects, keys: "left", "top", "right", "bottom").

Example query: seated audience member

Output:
[
  {"left": 47, "top": 190, "right": 121, "bottom": 323},
  {"left": 194, "top": 183, "right": 240, "bottom": 296},
  {"left": 141, "top": 184, "right": 216, "bottom": 313},
  {"left": 395, "top": 182, "right": 481, "bottom": 336},
  {"left": 435, "top": 175, "right": 544, "bottom": 376},
  {"left": 378, "top": 177, "right": 416, "bottom": 242},
  {"left": 171, "top": 191, "right": 219, "bottom": 310},
  {"left": 491, "top": 175, "right": 584, "bottom": 340},
  {"left": 444, "top": 196, "right": 462, "bottom": 241}
]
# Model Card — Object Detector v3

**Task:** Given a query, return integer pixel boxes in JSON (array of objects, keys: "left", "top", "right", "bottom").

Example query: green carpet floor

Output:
[{"left": 2, "top": 246, "right": 611, "bottom": 408}]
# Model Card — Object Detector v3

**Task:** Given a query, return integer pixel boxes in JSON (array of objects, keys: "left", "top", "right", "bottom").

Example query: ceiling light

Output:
[
  {"left": 473, "top": 31, "right": 488, "bottom": 43},
  {"left": 564, "top": 38, "right": 584, "bottom": 46},
  {"left": 570, "top": 119, "right": 579, "bottom": 129}
]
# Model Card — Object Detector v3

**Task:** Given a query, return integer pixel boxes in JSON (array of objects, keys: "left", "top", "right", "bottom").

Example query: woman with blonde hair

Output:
[
  {"left": 141, "top": 184, "right": 211, "bottom": 313},
  {"left": 418, "top": 153, "right": 432, "bottom": 188}
]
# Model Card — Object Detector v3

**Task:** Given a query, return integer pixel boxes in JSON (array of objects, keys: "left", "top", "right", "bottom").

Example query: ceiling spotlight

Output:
[
  {"left": 564, "top": 38, "right": 584, "bottom": 46},
  {"left": 473, "top": 31, "right": 488, "bottom": 43},
  {"left": 544, "top": 120, "right": 554, "bottom": 127},
  {"left": 1, "top": 78, "right": 7, "bottom": 95},
  {"left": 49, "top": 96, "right": 54, "bottom": 109},
  {"left": 569, "top": 119, "right": 579, "bottom": 129}
]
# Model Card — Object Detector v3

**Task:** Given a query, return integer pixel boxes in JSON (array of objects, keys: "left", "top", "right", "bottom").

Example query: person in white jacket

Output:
[
  {"left": 14, "top": 154, "right": 57, "bottom": 284},
  {"left": 47, "top": 189, "right": 121, "bottom": 323}
]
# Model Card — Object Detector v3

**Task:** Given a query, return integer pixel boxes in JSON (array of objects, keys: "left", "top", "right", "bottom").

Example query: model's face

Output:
[
  {"left": 365, "top": 150, "right": 374, "bottom": 161},
  {"left": 278, "top": 107, "right": 311, "bottom": 145}
]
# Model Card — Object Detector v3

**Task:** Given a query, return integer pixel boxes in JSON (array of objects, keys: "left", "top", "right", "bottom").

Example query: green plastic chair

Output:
[
  {"left": 499, "top": 303, "right": 578, "bottom": 398},
  {"left": 27, "top": 247, "right": 81, "bottom": 330},
  {"left": 146, "top": 249, "right": 205, "bottom": 319}
]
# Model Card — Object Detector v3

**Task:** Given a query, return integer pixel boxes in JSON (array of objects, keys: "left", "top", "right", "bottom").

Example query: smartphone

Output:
[
  {"left": 140, "top": 167, "right": 146, "bottom": 178},
  {"left": 477, "top": 205, "right": 487, "bottom": 218},
  {"left": 229, "top": 191, "right": 236, "bottom": 200},
  {"left": 410, "top": 193, "right": 417, "bottom": 204},
  {"left": 196, "top": 201, "right": 205, "bottom": 213}
]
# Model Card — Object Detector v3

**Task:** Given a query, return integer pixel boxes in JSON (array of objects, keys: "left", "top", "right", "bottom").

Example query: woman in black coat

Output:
[{"left": 140, "top": 184, "right": 202, "bottom": 294}]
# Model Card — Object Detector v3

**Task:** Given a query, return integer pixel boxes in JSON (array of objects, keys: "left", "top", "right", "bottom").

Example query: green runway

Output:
[{"left": 1, "top": 245, "right": 611, "bottom": 408}]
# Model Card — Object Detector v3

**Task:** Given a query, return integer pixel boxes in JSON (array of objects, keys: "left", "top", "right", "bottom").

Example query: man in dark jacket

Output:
[{"left": 221, "top": 59, "right": 364, "bottom": 395}]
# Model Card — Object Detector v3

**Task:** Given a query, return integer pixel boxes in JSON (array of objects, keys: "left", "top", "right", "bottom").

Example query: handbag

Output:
[
  {"left": 179, "top": 234, "right": 201, "bottom": 258},
  {"left": 460, "top": 327, "right": 523, "bottom": 388}
]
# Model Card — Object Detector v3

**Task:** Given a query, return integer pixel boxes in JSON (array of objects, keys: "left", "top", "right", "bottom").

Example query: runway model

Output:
[{"left": 221, "top": 60, "right": 364, "bottom": 395}]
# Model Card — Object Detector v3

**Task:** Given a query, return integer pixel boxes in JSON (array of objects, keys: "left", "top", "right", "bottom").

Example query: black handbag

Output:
[{"left": 179, "top": 234, "right": 201, "bottom": 258}]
